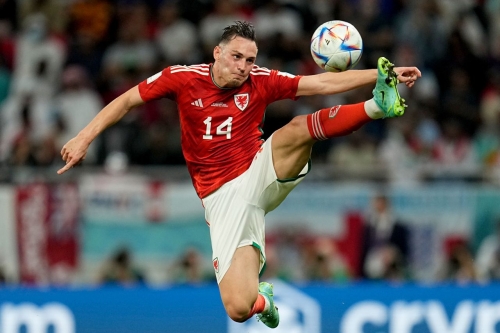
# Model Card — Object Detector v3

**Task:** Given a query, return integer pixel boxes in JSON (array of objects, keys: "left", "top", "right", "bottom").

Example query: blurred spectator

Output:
[
  {"left": 65, "top": 32, "right": 105, "bottom": 87},
  {"left": 303, "top": 237, "right": 350, "bottom": 283},
  {"left": 129, "top": 100, "right": 184, "bottom": 166},
  {"left": 101, "top": 3, "right": 157, "bottom": 91},
  {"left": 379, "top": 115, "right": 435, "bottom": 184},
  {"left": 0, "top": 0, "right": 17, "bottom": 34},
  {"left": 360, "top": 194, "right": 410, "bottom": 281},
  {"left": 439, "top": 1, "right": 489, "bottom": 58},
  {"left": 199, "top": 0, "right": 245, "bottom": 57},
  {"left": 269, "top": 227, "right": 308, "bottom": 282},
  {"left": 19, "top": 0, "right": 67, "bottom": 36},
  {"left": 252, "top": 1, "right": 302, "bottom": 41},
  {"left": 352, "top": 0, "right": 395, "bottom": 68},
  {"left": 434, "top": 28, "right": 488, "bottom": 127},
  {"left": 155, "top": 0, "right": 201, "bottom": 65},
  {"left": 440, "top": 68, "right": 480, "bottom": 136},
  {"left": 2, "top": 104, "right": 35, "bottom": 165},
  {"left": 395, "top": 0, "right": 447, "bottom": 68},
  {"left": 0, "top": 94, "right": 56, "bottom": 165},
  {"left": 66, "top": 0, "right": 114, "bottom": 83},
  {"left": 364, "top": 243, "right": 407, "bottom": 282},
  {"left": 1, "top": 15, "right": 62, "bottom": 163},
  {"left": 103, "top": 150, "right": 129, "bottom": 174},
  {"left": 309, "top": 0, "right": 336, "bottom": 26},
  {"left": 391, "top": 43, "right": 440, "bottom": 108},
  {"left": 11, "top": 13, "right": 66, "bottom": 98},
  {"left": 95, "top": 2, "right": 158, "bottom": 164},
  {"left": 175, "top": 0, "right": 211, "bottom": 26},
  {"left": 438, "top": 239, "right": 477, "bottom": 284},
  {"left": 53, "top": 65, "right": 103, "bottom": 165},
  {"left": 327, "top": 129, "right": 378, "bottom": 180},
  {"left": 67, "top": 0, "right": 114, "bottom": 46},
  {"left": 169, "top": 247, "right": 212, "bottom": 284},
  {"left": 430, "top": 118, "right": 478, "bottom": 178},
  {"left": 476, "top": 219, "right": 500, "bottom": 282},
  {"left": 99, "top": 248, "right": 146, "bottom": 286}
]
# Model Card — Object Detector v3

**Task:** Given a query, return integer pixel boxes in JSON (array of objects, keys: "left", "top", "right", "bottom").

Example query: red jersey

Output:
[{"left": 138, "top": 64, "right": 301, "bottom": 198}]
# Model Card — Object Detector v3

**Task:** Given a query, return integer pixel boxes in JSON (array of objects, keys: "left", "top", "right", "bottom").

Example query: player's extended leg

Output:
[
  {"left": 272, "top": 57, "right": 406, "bottom": 179},
  {"left": 218, "top": 246, "right": 261, "bottom": 321}
]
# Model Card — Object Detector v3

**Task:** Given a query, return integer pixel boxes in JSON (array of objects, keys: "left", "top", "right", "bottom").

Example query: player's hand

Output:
[
  {"left": 57, "top": 137, "right": 89, "bottom": 174},
  {"left": 394, "top": 66, "right": 422, "bottom": 88}
]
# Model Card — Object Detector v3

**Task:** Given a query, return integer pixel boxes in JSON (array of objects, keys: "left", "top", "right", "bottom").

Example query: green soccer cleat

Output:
[
  {"left": 256, "top": 282, "right": 280, "bottom": 329},
  {"left": 372, "top": 57, "right": 407, "bottom": 118}
]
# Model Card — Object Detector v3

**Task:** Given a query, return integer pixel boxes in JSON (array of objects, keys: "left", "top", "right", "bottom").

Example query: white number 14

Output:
[{"left": 203, "top": 117, "right": 233, "bottom": 140}]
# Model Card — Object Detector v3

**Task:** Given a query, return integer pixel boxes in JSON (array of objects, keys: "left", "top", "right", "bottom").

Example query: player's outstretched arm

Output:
[
  {"left": 296, "top": 66, "right": 421, "bottom": 96},
  {"left": 57, "top": 85, "right": 144, "bottom": 175},
  {"left": 297, "top": 69, "right": 376, "bottom": 96}
]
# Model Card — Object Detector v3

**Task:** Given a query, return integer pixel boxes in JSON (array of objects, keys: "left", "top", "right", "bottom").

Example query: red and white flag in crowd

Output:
[{"left": 15, "top": 183, "right": 79, "bottom": 285}]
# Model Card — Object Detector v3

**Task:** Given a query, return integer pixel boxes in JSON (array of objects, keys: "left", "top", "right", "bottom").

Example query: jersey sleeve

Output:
[
  {"left": 261, "top": 70, "right": 302, "bottom": 104},
  {"left": 138, "top": 67, "right": 183, "bottom": 102}
]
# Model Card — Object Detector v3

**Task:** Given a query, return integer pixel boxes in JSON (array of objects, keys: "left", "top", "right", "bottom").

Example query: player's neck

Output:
[{"left": 210, "top": 64, "right": 231, "bottom": 90}]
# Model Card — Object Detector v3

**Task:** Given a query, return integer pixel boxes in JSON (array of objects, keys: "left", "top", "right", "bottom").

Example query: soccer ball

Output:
[{"left": 310, "top": 20, "right": 363, "bottom": 72}]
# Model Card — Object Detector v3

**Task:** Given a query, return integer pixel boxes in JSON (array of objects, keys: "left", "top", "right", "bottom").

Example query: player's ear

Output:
[{"left": 214, "top": 45, "right": 222, "bottom": 61}]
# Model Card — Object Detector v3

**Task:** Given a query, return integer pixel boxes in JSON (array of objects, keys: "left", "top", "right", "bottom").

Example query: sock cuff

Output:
[
  {"left": 364, "top": 98, "right": 384, "bottom": 119},
  {"left": 307, "top": 110, "right": 328, "bottom": 141},
  {"left": 261, "top": 293, "right": 271, "bottom": 313},
  {"left": 249, "top": 293, "right": 267, "bottom": 318}
]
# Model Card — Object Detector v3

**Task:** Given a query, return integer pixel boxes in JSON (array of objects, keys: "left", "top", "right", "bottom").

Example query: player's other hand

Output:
[
  {"left": 57, "top": 137, "right": 89, "bottom": 174},
  {"left": 394, "top": 66, "right": 422, "bottom": 88}
]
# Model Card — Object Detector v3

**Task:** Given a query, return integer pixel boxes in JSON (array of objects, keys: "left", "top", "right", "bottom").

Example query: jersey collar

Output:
[{"left": 210, "top": 64, "right": 238, "bottom": 90}]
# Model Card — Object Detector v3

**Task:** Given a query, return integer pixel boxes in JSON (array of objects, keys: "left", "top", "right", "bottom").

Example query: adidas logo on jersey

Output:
[{"left": 191, "top": 99, "right": 203, "bottom": 107}]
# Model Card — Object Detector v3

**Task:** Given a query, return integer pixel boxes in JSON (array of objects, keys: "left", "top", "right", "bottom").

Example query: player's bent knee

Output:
[
  {"left": 224, "top": 301, "right": 253, "bottom": 323},
  {"left": 288, "top": 115, "right": 307, "bottom": 130},
  {"left": 282, "top": 115, "right": 313, "bottom": 144},
  {"left": 222, "top": 291, "right": 257, "bottom": 323}
]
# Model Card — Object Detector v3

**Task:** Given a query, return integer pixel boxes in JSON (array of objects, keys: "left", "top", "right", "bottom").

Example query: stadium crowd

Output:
[
  {"left": 1, "top": 0, "right": 500, "bottom": 180},
  {"left": 1, "top": 0, "right": 500, "bottom": 286}
]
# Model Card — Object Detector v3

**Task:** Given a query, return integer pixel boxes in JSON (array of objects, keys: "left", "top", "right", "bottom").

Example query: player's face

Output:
[{"left": 213, "top": 36, "right": 257, "bottom": 88}]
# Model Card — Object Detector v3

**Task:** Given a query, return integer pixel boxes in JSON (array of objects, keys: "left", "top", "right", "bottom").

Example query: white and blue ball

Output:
[{"left": 310, "top": 20, "right": 363, "bottom": 72}]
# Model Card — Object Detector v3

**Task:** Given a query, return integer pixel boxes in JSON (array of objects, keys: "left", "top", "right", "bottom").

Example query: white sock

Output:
[
  {"left": 262, "top": 294, "right": 271, "bottom": 313},
  {"left": 364, "top": 98, "right": 384, "bottom": 119}
]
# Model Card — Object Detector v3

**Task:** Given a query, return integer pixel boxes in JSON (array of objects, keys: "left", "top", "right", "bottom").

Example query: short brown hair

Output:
[{"left": 219, "top": 21, "right": 256, "bottom": 45}]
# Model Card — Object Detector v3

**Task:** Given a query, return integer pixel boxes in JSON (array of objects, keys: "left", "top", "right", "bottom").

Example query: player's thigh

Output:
[
  {"left": 203, "top": 177, "right": 267, "bottom": 284},
  {"left": 219, "top": 246, "right": 260, "bottom": 308},
  {"left": 240, "top": 135, "right": 310, "bottom": 213},
  {"left": 271, "top": 115, "right": 314, "bottom": 179}
]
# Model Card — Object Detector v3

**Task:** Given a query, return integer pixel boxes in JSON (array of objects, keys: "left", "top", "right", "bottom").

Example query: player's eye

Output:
[{"left": 233, "top": 55, "right": 241, "bottom": 60}]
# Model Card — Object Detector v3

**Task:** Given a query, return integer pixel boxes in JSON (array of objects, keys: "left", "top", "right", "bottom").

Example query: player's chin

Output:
[{"left": 227, "top": 79, "right": 245, "bottom": 88}]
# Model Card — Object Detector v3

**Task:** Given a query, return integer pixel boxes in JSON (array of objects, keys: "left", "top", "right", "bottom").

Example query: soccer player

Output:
[{"left": 58, "top": 21, "right": 421, "bottom": 328}]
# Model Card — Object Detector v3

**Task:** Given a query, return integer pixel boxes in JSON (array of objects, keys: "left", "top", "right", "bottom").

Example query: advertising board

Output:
[{"left": 1, "top": 282, "right": 499, "bottom": 333}]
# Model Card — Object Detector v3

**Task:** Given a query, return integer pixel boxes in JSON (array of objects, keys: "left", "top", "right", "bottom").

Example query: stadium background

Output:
[{"left": 1, "top": 0, "right": 500, "bottom": 332}]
